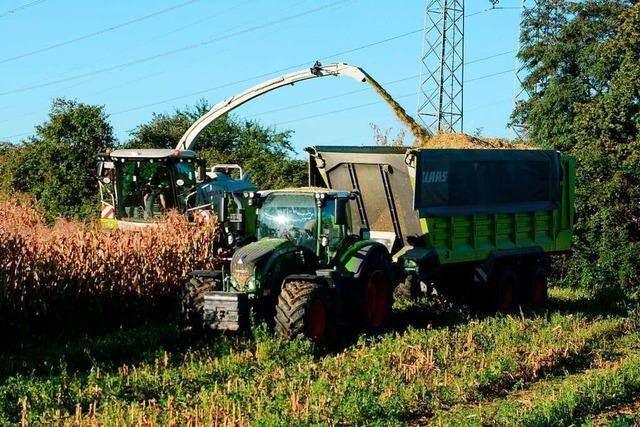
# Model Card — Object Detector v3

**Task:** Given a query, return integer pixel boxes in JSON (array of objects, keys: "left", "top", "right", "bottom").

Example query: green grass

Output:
[{"left": 2, "top": 287, "right": 638, "bottom": 426}]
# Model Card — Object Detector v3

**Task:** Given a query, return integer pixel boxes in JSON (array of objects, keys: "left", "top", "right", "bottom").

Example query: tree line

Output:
[{"left": 0, "top": 99, "right": 307, "bottom": 221}]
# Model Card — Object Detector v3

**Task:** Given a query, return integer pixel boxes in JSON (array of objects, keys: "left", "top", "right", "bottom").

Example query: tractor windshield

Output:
[
  {"left": 258, "top": 194, "right": 317, "bottom": 251},
  {"left": 114, "top": 159, "right": 197, "bottom": 220}
]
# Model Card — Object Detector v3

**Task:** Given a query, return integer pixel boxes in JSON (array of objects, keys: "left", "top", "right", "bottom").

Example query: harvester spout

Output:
[{"left": 176, "top": 62, "right": 368, "bottom": 151}]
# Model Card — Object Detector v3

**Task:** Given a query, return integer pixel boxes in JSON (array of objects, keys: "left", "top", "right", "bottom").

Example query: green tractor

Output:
[{"left": 181, "top": 188, "right": 395, "bottom": 341}]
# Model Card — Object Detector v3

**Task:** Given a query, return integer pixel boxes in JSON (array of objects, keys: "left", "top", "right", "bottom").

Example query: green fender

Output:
[{"left": 338, "top": 240, "right": 391, "bottom": 278}]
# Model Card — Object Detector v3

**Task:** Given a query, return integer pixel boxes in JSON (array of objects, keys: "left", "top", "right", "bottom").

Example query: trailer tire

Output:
[
  {"left": 491, "top": 265, "right": 519, "bottom": 311},
  {"left": 180, "top": 276, "right": 215, "bottom": 332},
  {"left": 275, "top": 281, "right": 330, "bottom": 342},
  {"left": 524, "top": 263, "right": 548, "bottom": 306}
]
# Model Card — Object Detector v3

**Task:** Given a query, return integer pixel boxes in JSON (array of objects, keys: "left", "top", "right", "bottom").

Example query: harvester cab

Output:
[
  {"left": 96, "top": 149, "right": 257, "bottom": 235},
  {"left": 182, "top": 187, "right": 395, "bottom": 341}
]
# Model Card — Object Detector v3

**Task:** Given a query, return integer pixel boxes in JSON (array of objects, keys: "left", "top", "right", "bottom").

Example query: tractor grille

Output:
[
  {"left": 231, "top": 264, "right": 253, "bottom": 290},
  {"left": 230, "top": 242, "right": 271, "bottom": 290}
]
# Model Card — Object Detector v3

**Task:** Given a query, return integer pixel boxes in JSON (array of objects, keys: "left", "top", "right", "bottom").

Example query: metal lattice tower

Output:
[{"left": 417, "top": 0, "right": 465, "bottom": 134}]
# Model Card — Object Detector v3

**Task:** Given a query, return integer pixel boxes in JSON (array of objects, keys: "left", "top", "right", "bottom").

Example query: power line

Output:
[
  {"left": 465, "top": 68, "right": 514, "bottom": 82},
  {"left": 0, "top": 65, "right": 515, "bottom": 143},
  {"left": 273, "top": 68, "right": 515, "bottom": 126},
  {"left": 0, "top": 0, "right": 349, "bottom": 97},
  {"left": 110, "top": 29, "right": 427, "bottom": 116},
  {"left": 276, "top": 93, "right": 414, "bottom": 126},
  {"left": 0, "top": 0, "right": 47, "bottom": 19},
  {"left": 148, "top": 0, "right": 254, "bottom": 41},
  {"left": 0, "top": 0, "right": 201, "bottom": 64},
  {"left": 0, "top": 50, "right": 519, "bottom": 140}
]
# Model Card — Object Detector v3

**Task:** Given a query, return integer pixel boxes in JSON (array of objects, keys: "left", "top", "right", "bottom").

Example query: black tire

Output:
[
  {"left": 524, "top": 263, "right": 548, "bottom": 306},
  {"left": 180, "top": 276, "right": 215, "bottom": 332},
  {"left": 275, "top": 281, "right": 331, "bottom": 342},
  {"left": 357, "top": 252, "right": 394, "bottom": 332},
  {"left": 490, "top": 265, "right": 519, "bottom": 311}
]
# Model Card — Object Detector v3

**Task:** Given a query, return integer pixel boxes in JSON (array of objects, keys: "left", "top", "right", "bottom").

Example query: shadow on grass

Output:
[
  {"left": 1, "top": 286, "right": 635, "bottom": 382},
  {"left": 389, "top": 285, "right": 637, "bottom": 337},
  {"left": 0, "top": 322, "right": 242, "bottom": 383}
]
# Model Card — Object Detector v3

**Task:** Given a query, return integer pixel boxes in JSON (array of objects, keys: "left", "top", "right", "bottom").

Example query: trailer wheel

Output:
[
  {"left": 491, "top": 266, "right": 519, "bottom": 311},
  {"left": 525, "top": 263, "right": 548, "bottom": 306},
  {"left": 275, "top": 281, "right": 330, "bottom": 342},
  {"left": 180, "top": 276, "right": 215, "bottom": 332}
]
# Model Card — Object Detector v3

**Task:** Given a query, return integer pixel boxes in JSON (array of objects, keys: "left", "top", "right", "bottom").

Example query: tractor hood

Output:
[{"left": 230, "top": 239, "right": 292, "bottom": 291}]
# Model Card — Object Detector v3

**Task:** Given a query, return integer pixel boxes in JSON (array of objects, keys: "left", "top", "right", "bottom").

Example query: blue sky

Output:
[{"left": 0, "top": 0, "right": 523, "bottom": 157}]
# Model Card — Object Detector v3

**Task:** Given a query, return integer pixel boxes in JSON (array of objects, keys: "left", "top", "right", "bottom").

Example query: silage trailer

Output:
[{"left": 307, "top": 146, "right": 575, "bottom": 309}]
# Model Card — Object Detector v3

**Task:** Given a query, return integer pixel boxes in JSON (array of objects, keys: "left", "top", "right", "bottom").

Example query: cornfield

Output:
[{"left": 0, "top": 199, "right": 219, "bottom": 340}]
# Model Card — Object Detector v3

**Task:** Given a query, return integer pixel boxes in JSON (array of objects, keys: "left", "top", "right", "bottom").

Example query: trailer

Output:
[{"left": 307, "top": 146, "right": 575, "bottom": 308}]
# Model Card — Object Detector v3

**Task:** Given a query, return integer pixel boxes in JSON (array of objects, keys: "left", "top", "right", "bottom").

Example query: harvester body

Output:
[{"left": 97, "top": 62, "right": 369, "bottom": 233}]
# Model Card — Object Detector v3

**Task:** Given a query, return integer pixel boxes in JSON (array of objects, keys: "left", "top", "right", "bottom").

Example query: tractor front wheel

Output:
[
  {"left": 180, "top": 276, "right": 215, "bottom": 332},
  {"left": 275, "top": 281, "right": 331, "bottom": 342}
]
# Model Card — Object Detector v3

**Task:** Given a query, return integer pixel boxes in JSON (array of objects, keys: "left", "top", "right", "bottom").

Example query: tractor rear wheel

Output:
[
  {"left": 275, "top": 281, "right": 330, "bottom": 342},
  {"left": 180, "top": 276, "right": 215, "bottom": 332},
  {"left": 358, "top": 257, "right": 394, "bottom": 332}
]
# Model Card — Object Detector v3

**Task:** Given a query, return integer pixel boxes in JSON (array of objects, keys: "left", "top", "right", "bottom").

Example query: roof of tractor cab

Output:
[
  {"left": 109, "top": 148, "right": 198, "bottom": 160},
  {"left": 259, "top": 187, "right": 351, "bottom": 197}
]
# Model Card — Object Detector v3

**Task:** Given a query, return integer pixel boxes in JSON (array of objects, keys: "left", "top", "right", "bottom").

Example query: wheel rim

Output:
[
  {"left": 533, "top": 276, "right": 546, "bottom": 304},
  {"left": 366, "top": 270, "right": 390, "bottom": 327},
  {"left": 500, "top": 282, "right": 514, "bottom": 310},
  {"left": 307, "top": 299, "right": 326, "bottom": 340}
]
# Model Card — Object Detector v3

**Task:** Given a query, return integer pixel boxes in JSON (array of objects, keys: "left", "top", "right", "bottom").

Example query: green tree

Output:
[
  {"left": 11, "top": 99, "right": 115, "bottom": 220},
  {"left": 127, "top": 100, "right": 306, "bottom": 189},
  {"left": 0, "top": 142, "right": 19, "bottom": 195},
  {"left": 513, "top": 1, "right": 640, "bottom": 293}
]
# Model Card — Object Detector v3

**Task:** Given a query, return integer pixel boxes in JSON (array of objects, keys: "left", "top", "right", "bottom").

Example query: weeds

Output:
[{"left": 3, "top": 288, "right": 636, "bottom": 426}]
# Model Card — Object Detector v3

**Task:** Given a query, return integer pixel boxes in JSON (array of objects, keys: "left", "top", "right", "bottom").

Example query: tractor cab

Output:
[{"left": 251, "top": 188, "right": 353, "bottom": 262}]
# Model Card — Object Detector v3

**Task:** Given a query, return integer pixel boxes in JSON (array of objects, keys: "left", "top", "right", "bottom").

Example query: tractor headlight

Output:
[{"left": 245, "top": 277, "right": 257, "bottom": 291}]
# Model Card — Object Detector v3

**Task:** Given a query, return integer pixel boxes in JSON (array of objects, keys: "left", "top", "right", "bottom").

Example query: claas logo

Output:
[{"left": 423, "top": 170, "right": 448, "bottom": 183}]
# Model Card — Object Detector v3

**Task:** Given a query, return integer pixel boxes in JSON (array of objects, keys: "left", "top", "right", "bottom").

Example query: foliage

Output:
[
  {"left": 0, "top": 199, "right": 218, "bottom": 339},
  {"left": 127, "top": 100, "right": 307, "bottom": 189},
  {"left": 0, "top": 289, "right": 637, "bottom": 425},
  {"left": 0, "top": 142, "right": 19, "bottom": 195},
  {"left": 513, "top": 1, "right": 640, "bottom": 294},
  {"left": 370, "top": 123, "right": 406, "bottom": 146},
  {"left": 10, "top": 99, "right": 116, "bottom": 221}
]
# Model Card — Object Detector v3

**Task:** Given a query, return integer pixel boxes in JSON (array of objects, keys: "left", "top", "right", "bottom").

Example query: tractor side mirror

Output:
[
  {"left": 359, "top": 224, "right": 370, "bottom": 240},
  {"left": 218, "top": 193, "right": 228, "bottom": 223},
  {"left": 335, "top": 198, "right": 348, "bottom": 225},
  {"left": 197, "top": 163, "right": 207, "bottom": 182}
]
